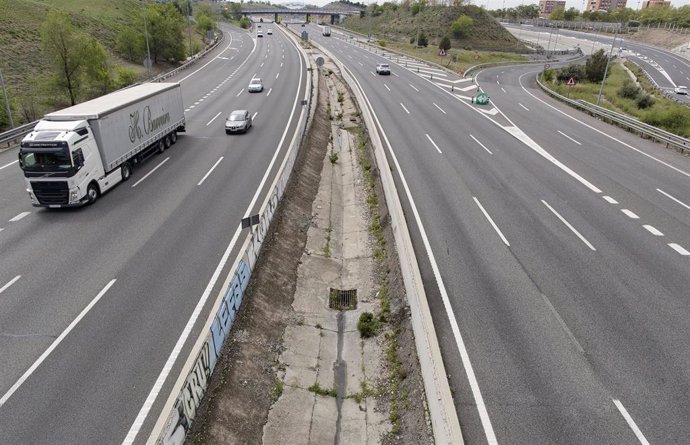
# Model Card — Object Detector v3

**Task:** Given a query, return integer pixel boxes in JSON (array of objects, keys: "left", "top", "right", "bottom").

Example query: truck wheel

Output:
[
  {"left": 87, "top": 183, "right": 99, "bottom": 204},
  {"left": 157, "top": 141, "right": 165, "bottom": 154},
  {"left": 164, "top": 135, "right": 172, "bottom": 149},
  {"left": 170, "top": 132, "right": 178, "bottom": 144},
  {"left": 121, "top": 163, "right": 132, "bottom": 181}
]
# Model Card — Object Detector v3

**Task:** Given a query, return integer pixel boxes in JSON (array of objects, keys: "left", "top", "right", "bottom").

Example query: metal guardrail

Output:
[
  {"left": 0, "top": 32, "right": 225, "bottom": 151},
  {"left": 464, "top": 47, "right": 584, "bottom": 77},
  {"left": 536, "top": 73, "right": 690, "bottom": 154}
]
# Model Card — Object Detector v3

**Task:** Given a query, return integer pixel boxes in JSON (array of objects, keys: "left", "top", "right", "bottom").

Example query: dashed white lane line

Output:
[
  {"left": 0, "top": 275, "right": 21, "bottom": 296},
  {"left": 260, "top": 62, "right": 264, "bottom": 67},
  {"left": 267, "top": 88, "right": 273, "bottom": 97},
  {"left": 474, "top": 197, "right": 510, "bottom": 247},
  {"left": 409, "top": 84, "right": 419, "bottom": 92},
  {"left": 470, "top": 134, "right": 493, "bottom": 155},
  {"left": 131, "top": 157, "right": 169, "bottom": 188},
  {"left": 603, "top": 195, "right": 618, "bottom": 204},
  {"left": 400, "top": 103, "right": 410, "bottom": 114},
  {"left": 206, "top": 112, "right": 222, "bottom": 126},
  {"left": 236, "top": 88, "right": 244, "bottom": 97},
  {"left": 657, "top": 188, "right": 690, "bottom": 210},
  {"left": 358, "top": 62, "right": 363, "bottom": 66},
  {"left": 669, "top": 243, "right": 690, "bottom": 255},
  {"left": 392, "top": 72, "right": 399, "bottom": 77},
  {"left": 613, "top": 399, "right": 651, "bottom": 445},
  {"left": 252, "top": 112, "right": 258, "bottom": 120},
  {"left": 370, "top": 71, "right": 376, "bottom": 76},
  {"left": 276, "top": 72, "right": 280, "bottom": 79},
  {"left": 384, "top": 84, "right": 391, "bottom": 92},
  {"left": 0, "top": 279, "right": 117, "bottom": 408},
  {"left": 0, "top": 159, "right": 19, "bottom": 170},
  {"left": 558, "top": 130, "right": 582, "bottom": 146},
  {"left": 643, "top": 225, "right": 664, "bottom": 236},
  {"left": 621, "top": 209, "right": 640, "bottom": 219},
  {"left": 542, "top": 200, "right": 596, "bottom": 251},
  {"left": 197, "top": 157, "right": 224, "bottom": 186},
  {"left": 501, "top": 87, "right": 507, "bottom": 93},
  {"left": 425, "top": 134, "right": 442, "bottom": 154},
  {"left": 433, "top": 103, "right": 446, "bottom": 114},
  {"left": 9, "top": 212, "right": 30, "bottom": 222},
  {"left": 518, "top": 103, "right": 529, "bottom": 111}
]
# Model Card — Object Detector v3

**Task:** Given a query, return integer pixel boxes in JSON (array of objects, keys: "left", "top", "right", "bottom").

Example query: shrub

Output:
[
  {"left": 417, "top": 32, "right": 428, "bottom": 47},
  {"left": 439, "top": 36, "right": 451, "bottom": 51},
  {"left": 357, "top": 312, "right": 379, "bottom": 338},
  {"left": 585, "top": 49, "right": 609, "bottom": 83},
  {"left": 636, "top": 94, "right": 655, "bottom": 109},
  {"left": 557, "top": 64, "right": 586, "bottom": 82},
  {"left": 378, "top": 39, "right": 386, "bottom": 47},
  {"left": 617, "top": 80, "right": 640, "bottom": 99},
  {"left": 239, "top": 17, "right": 250, "bottom": 29},
  {"left": 542, "top": 68, "right": 556, "bottom": 82},
  {"left": 450, "top": 15, "right": 474, "bottom": 38}
]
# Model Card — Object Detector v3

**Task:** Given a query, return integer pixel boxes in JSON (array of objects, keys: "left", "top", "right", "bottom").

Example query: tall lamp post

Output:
[
  {"left": 596, "top": 23, "right": 618, "bottom": 106},
  {"left": 142, "top": 1, "right": 152, "bottom": 80}
]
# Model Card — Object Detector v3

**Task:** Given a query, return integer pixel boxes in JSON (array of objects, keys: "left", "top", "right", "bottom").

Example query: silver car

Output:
[
  {"left": 248, "top": 78, "right": 264, "bottom": 93},
  {"left": 225, "top": 110, "right": 252, "bottom": 134}
]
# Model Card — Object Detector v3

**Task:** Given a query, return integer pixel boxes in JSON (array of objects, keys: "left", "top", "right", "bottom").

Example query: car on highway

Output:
[
  {"left": 376, "top": 63, "right": 390, "bottom": 75},
  {"left": 267, "top": 28, "right": 273, "bottom": 35},
  {"left": 257, "top": 30, "right": 263, "bottom": 38},
  {"left": 248, "top": 78, "right": 264, "bottom": 93},
  {"left": 675, "top": 85, "right": 688, "bottom": 95},
  {"left": 225, "top": 110, "right": 252, "bottom": 134}
]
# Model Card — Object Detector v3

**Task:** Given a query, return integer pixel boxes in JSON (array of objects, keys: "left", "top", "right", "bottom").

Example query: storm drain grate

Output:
[{"left": 329, "top": 288, "right": 357, "bottom": 310}]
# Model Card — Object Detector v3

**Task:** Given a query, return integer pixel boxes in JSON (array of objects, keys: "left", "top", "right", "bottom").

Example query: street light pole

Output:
[
  {"left": 142, "top": 1, "right": 152, "bottom": 80},
  {"left": 188, "top": 2, "right": 193, "bottom": 58},
  {"left": 596, "top": 24, "right": 618, "bottom": 106}
]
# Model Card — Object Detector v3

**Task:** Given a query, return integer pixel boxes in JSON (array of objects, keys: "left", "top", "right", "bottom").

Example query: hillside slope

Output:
[{"left": 341, "top": 5, "right": 523, "bottom": 52}]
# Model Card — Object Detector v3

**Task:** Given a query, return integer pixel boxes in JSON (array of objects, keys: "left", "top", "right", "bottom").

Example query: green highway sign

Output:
[{"left": 473, "top": 93, "right": 490, "bottom": 105}]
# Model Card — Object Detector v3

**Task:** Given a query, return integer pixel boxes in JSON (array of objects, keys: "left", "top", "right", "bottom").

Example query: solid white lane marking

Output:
[
  {"left": 276, "top": 72, "right": 280, "bottom": 79},
  {"left": 252, "top": 112, "right": 258, "bottom": 120},
  {"left": 558, "top": 130, "right": 582, "bottom": 146},
  {"left": 0, "top": 275, "right": 21, "bottom": 296},
  {"left": 267, "top": 88, "right": 273, "bottom": 97},
  {"left": 474, "top": 197, "right": 510, "bottom": 246},
  {"left": 669, "top": 243, "right": 690, "bottom": 255},
  {"left": 9, "top": 212, "right": 30, "bottom": 223},
  {"left": 613, "top": 399, "right": 651, "bottom": 445},
  {"left": 501, "top": 87, "right": 507, "bottom": 93},
  {"left": 603, "top": 195, "right": 618, "bottom": 204},
  {"left": 131, "top": 157, "right": 169, "bottom": 188},
  {"left": 206, "top": 112, "right": 222, "bottom": 126},
  {"left": 519, "top": 72, "right": 690, "bottom": 180},
  {"left": 384, "top": 84, "right": 391, "bottom": 92},
  {"left": 425, "top": 134, "right": 442, "bottom": 154},
  {"left": 197, "top": 157, "right": 223, "bottom": 186},
  {"left": 518, "top": 103, "right": 529, "bottom": 111},
  {"left": 470, "top": 134, "right": 493, "bottom": 155},
  {"left": 433, "top": 103, "right": 446, "bottom": 114},
  {"left": 409, "top": 84, "right": 419, "bottom": 92},
  {"left": 657, "top": 188, "right": 690, "bottom": 210},
  {"left": 542, "top": 200, "right": 596, "bottom": 251},
  {"left": 0, "top": 159, "right": 19, "bottom": 170},
  {"left": 400, "top": 103, "right": 410, "bottom": 114},
  {"left": 643, "top": 225, "right": 664, "bottom": 236},
  {"left": 621, "top": 209, "right": 640, "bottom": 219},
  {"left": 0, "top": 279, "right": 117, "bottom": 407}
]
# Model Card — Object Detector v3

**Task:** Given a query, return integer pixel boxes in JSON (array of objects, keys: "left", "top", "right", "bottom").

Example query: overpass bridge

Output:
[{"left": 240, "top": 7, "right": 364, "bottom": 24}]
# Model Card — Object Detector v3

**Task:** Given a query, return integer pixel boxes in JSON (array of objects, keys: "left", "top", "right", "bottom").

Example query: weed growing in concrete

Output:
[
  {"left": 323, "top": 230, "right": 332, "bottom": 257},
  {"left": 308, "top": 382, "right": 337, "bottom": 397},
  {"left": 357, "top": 312, "right": 379, "bottom": 338},
  {"left": 329, "top": 151, "right": 339, "bottom": 164},
  {"left": 337, "top": 91, "right": 344, "bottom": 103},
  {"left": 385, "top": 330, "right": 403, "bottom": 435},
  {"left": 272, "top": 378, "right": 284, "bottom": 402}
]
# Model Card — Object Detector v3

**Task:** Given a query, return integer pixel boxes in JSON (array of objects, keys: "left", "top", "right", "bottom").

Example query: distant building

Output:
[
  {"left": 539, "top": 0, "right": 566, "bottom": 17},
  {"left": 586, "top": 0, "right": 627, "bottom": 12},
  {"left": 641, "top": 0, "right": 671, "bottom": 8}
]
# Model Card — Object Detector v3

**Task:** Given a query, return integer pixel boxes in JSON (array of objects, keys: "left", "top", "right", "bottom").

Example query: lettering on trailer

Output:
[{"left": 128, "top": 106, "right": 171, "bottom": 143}]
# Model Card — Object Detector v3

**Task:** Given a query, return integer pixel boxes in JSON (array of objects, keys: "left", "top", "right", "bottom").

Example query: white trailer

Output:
[{"left": 19, "top": 83, "right": 185, "bottom": 207}]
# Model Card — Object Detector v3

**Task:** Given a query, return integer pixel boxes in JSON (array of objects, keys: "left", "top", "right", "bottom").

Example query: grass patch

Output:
[
  {"left": 308, "top": 382, "right": 337, "bottom": 397},
  {"left": 271, "top": 378, "right": 284, "bottom": 402},
  {"left": 357, "top": 312, "right": 380, "bottom": 338}
]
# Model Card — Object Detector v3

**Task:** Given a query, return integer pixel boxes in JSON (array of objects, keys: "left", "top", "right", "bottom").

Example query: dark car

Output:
[{"left": 225, "top": 110, "right": 252, "bottom": 134}]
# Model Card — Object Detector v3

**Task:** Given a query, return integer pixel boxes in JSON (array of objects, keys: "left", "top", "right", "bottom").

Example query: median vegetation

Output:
[{"left": 543, "top": 52, "right": 690, "bottom": 137}]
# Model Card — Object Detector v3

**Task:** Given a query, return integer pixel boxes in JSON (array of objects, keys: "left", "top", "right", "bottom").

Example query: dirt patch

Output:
[{"left": 626, "top": 29, "right": 690, "bottom": 50}]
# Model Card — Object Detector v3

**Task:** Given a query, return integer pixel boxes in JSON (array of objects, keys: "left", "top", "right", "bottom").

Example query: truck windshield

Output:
[{"left": 19, "top": 148, "right": 73, "bottom": 173}]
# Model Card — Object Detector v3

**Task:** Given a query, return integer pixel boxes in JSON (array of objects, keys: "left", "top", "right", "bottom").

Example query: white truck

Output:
[
  {"left": 19, "top": 83, "right": 185, "bottom": 207},
  {"left": 322, "top": 25, "right": 331, "bottom": 36}
]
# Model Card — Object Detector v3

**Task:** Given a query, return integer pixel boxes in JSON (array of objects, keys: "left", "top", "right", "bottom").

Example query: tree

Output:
[
  {"left": 81, "top": 38, "right": 112, "bottom": 96},
  {"left": 417, "top": 32, "right": 428, "bottom": 47},
  {"left": 450, "top": 15, "right": 473, "bottom": 38},
  {"left": 439, "top": 36, "right": 451, "bottom": 51},
  {"left": 549, "top": 6, "right": 565, "bottom": 21},
  {"left": 411, "top": 0, "right": 427, "bottom": 16},
  {"left": 146, "top": 4, "right": 186, "bottom": 63},
  {"left": 115, "top": 27, "right": 145, "bottom": 63},
  {"left": 585, "top": 49, "right": 608, "bottom": 82},
  {"left": 40, "top": 10, "right": 88, "bottom": 105},
  {"left": 564, "top": 7, "right": 579, "bottom": 21}
]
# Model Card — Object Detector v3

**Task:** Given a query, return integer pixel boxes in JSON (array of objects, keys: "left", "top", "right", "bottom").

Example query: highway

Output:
[
  {"left": 505, "top": 24, "right": 690, "bottom": 104},
  {"left": 300, "top": 24, "right": 690, "bottom": 444},
  {"left": 0, "top": 23, "right": 308, "bottom": 444}
]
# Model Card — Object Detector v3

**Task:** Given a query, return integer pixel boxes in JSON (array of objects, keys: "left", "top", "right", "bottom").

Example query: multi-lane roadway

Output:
[
  {"left": 0, "top": 23, "right": 308, "bottom": 444},
  {"left": 301, "top": 23, "right": 690, "bottom": 444}
]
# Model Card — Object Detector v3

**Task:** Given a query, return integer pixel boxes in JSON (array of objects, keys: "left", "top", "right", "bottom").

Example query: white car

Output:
[
  {"left": 267, "top": 28, "right": 273, "bottom": 35},
  {"left": 675, "top": 86, "right": 688, "bottom": 95},
  {"left": 257, "top": 30, "right": 263, "bottom": 38},
  {"left": 248, "top": 78, "right": 264, "bottom": 93},
  {"left": 376, "top": 63, "right": 390, "bottom": 75}
]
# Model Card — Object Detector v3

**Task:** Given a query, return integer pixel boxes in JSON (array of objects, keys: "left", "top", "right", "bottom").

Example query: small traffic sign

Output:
[
  {"left": 473, "top": 93, "right": 490, "bottom": 105},
  {"left": 567, "top": 77, "right": 576, "bottom": 86},
  {"left": 439, "top": 49, "right": 447, "bottom": 56}
]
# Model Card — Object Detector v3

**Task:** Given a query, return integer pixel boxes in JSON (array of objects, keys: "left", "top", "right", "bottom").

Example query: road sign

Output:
[
  {"left": 544, "top": 63, "right": 551, "bottom": 69},
  {"left": 439, "top": 49, "right": 447, "bottom": 56},
  {"left": 316, "top": 57, "right": 324, "bottom": 67},
  {"left": 473, "top": 93, "right": 490, "bottom": 105},
  {"left": 567, "top": 77, "right": 576, "bottom": 86}
]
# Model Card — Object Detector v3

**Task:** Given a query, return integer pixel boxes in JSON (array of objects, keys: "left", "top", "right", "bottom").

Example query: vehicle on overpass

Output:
[{"left": 18, "top": 83, "right": 185, "bottom": 207}]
